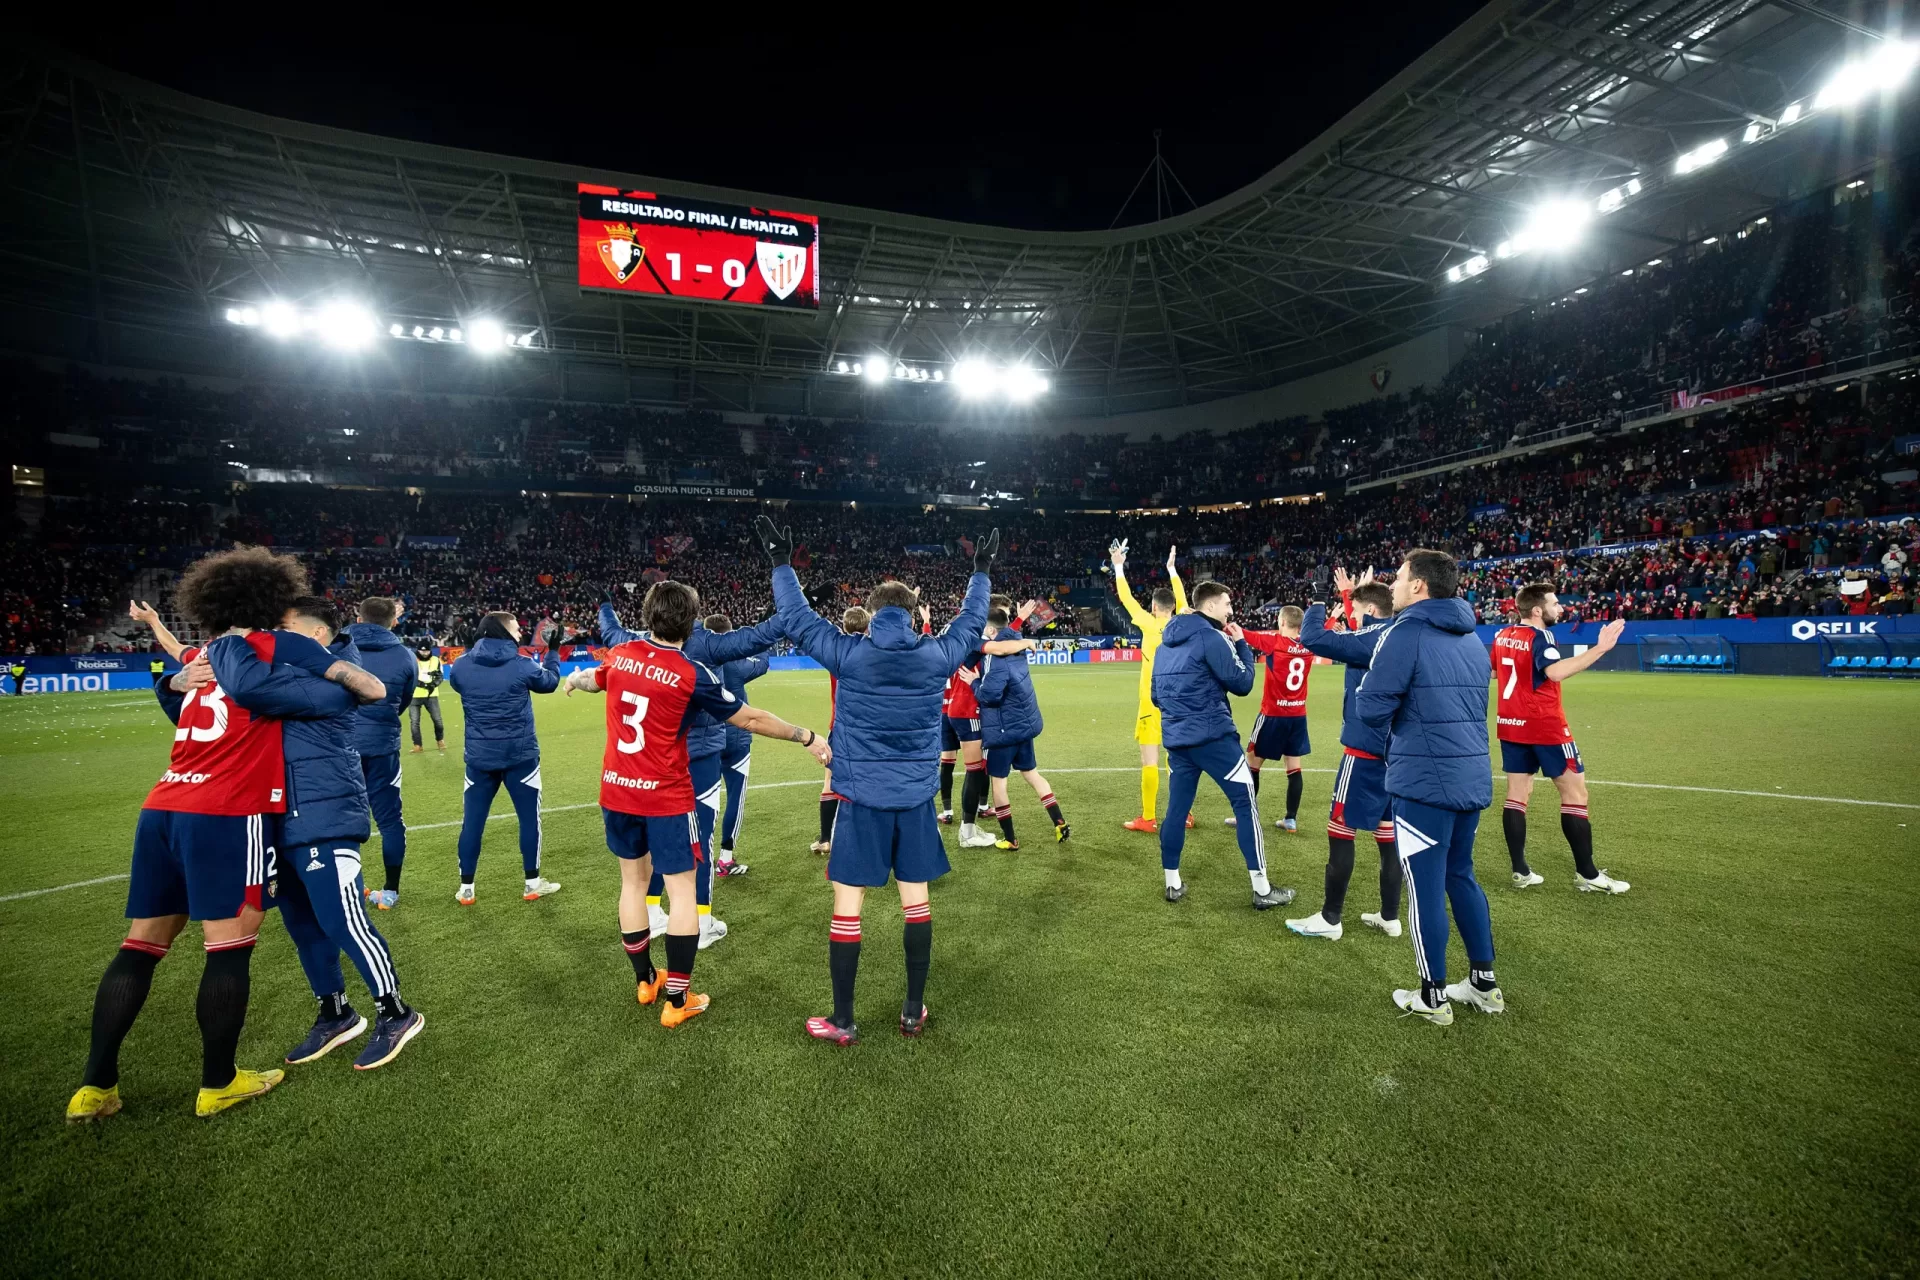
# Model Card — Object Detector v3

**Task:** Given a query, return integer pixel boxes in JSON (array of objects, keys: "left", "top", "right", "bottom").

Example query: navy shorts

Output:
[
  {"left": 127, "top": 809, "right": 277, "bottom": 921},
  {"left": 985, "top": 738, "right": 1038, "bottom": 778},
  {"left": 1327, "top": 752, "right": 1391, "bottom": 837},
  {"left": 1501, "top": 740, "right": 1584, "bottom": 778},
  {"left": 1250, "top": 714, "right": 1310, "bottom": 760},
  {"left": 827, "top": 800, "right": 951, "bottom": 887},
  {"left": 603, "top": 807, "right": 704, "bottom": 875},
  {"left": 940, "top": 717, "right": 959, "bottom": 753}
]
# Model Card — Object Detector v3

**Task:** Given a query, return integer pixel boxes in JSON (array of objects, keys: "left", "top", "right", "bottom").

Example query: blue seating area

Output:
[
  {"left": 1820, "top": 637, "right": 1920, "bottom": 677},
  {"left": 1640, "top": 636, "right": 1736, "bottom": 673}
]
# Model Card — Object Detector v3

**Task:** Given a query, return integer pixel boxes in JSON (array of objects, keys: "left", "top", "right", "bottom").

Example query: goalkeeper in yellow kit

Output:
[{"left": 1110, "top": 539, "right": 1191, "bottom": 833}]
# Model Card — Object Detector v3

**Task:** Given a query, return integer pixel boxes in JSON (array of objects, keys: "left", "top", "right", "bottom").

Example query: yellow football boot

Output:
[
  {"left": 66, "top": 1084, "right": 121, "bottom": 1123},
  {"left": 195, "top": 1067, "right": 284, "bottom": 1118}
]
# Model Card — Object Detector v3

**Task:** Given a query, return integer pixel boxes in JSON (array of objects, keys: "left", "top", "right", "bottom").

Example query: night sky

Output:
[{"left": 34, "top": 7, "right": 1484, "bottom": 230}]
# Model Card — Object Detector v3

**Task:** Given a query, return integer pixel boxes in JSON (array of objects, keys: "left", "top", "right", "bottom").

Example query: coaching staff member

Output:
[
  {"left": 759, "top": 515, "right": 995, "bottom": 1047},
  {"left": 1355, "top": 548, "right": 1501, "bottom": 1026}
]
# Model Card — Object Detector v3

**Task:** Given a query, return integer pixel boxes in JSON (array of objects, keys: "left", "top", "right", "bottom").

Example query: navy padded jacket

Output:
[
  {"left": 1353, "top": 597, "right": 1493, "bottom": 811},
  {"left": 1150, "top": 612, "right": 1256, "bottom": 749},
  {"left": 973, "top": 626, "right": 1043, "bottom": 747},
  {"left": 344, "top": 623, "right": 417, "bottom": 759},
  {"left": 1298, "top": 603, "right": 1394, "bottom": 758},
  {"left": 446, "top": 637, "right": 560, "bottom": 771},
  {"left": 773, "top": 565, "right": 989, "bottom": 810}
]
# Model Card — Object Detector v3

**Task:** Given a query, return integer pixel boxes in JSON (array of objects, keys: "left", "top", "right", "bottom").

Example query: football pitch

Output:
[{"left": 2, "top": 668, "right": 1916, "bottom": 1278}]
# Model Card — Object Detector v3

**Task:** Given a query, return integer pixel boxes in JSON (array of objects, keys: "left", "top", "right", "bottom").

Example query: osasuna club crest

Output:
[
  {"left": 1370, "top": 364, "right": 1392, "bottom": 392},
  {"left": 598, "top": 223, "right": 645, "bottom": 284},
  {"left": 756, "top": 242, "right": 806, "bottom": 300}
]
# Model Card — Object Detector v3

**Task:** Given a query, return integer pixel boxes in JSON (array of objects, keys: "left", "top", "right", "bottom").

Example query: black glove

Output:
[
  {"left": 972, "top": 528, "right": 1001, "bottom": 573},
  {"left": 600, "top": 584, "right": 617, "bottom": 606},
  {"left": 755, "top": 515, "right": 794, "bottom": 566},
  {"left": 546, "top": 623, "right": 565, "bottom": 649}
]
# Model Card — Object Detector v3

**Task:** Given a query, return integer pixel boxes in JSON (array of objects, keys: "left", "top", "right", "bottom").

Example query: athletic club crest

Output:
[
  {"left": 1369, "top": 363, "right": 1392, "bottom": 392},
  {"left": 756, "top": 242, "right": 806, "bottom": 300},
  {"left": 597, "top": 223, "right": 645, "bottom": 284}
]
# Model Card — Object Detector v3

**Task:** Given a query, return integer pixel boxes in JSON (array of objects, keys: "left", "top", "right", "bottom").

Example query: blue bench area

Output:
[
  {"left": 1820, "top": 636, "right": 1920, "bottom": 677},
  {"left": 1639, "top": 635, "right": 1736, "bottom": 673}
]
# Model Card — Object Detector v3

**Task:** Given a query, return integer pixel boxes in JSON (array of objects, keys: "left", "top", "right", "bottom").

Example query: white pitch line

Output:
[{"left": 2, "top": 773, "right": 1909, "bottom": 904}]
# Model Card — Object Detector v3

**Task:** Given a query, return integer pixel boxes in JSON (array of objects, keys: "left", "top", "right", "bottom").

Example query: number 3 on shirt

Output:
[
  {"left": 1499, "top": 656, "right": 1518, "bottom": 699},
  {"left": 617, "top": 690, "right": 650, "bottom": 754}
]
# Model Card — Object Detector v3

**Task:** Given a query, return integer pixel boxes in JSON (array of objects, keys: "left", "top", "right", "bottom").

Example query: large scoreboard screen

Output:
[{"left": 577, "top": 184, "right": 819, "bottom": 309}]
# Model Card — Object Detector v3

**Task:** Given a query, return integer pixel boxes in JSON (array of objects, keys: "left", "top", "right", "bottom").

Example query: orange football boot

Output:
[
  {"left": 660, "top": 992, "right": 710, "bottom": 1028},
  {"left": 636, "top": 973, "right": 665, "bottom": 1006},
  {"left": 1122, "top": 816, "right": 1159, "bottom": 833}
]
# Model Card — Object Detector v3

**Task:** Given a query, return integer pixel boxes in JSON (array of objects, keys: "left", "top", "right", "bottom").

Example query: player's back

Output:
[
  {"left": 1493, "top": 624, "right": 1568, "bottom": 743},
  {"left": 595, "top": 638, "right": 721, "bottom": 815},
  {"left": 147, "top": 634, "right": 287, "bottom": 816},
  {"left": 1250, "top": 633, "right": 1313, "bottom": 717}
]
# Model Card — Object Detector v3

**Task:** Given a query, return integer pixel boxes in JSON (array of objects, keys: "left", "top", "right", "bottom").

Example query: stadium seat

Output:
[
  {"left": 1848, "top": 656, "right": 1869, "bottom": 668},
  {"left": 1891, "top": 656, "right": 1910, "bottom": 670},
  {"left": 1868, "top": 656, "right": 1888, "bottom": 669},
  {"left": 1655, "top": 654, "right": 1672, "bottom": 666},
  {"left": 1708, "top": 654, "right": 1725, "bottom": 667},
  {"left": 1682, "top": 654, "right": 1699, "bottom": 666},
  {"left": 1830, "top": 655, "right": 1849, "bottom": 668}
]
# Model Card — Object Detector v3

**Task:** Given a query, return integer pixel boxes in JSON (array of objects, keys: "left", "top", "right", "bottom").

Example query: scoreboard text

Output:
[{"left": 577, "top": 184, "right": 819, "bottom": 309}]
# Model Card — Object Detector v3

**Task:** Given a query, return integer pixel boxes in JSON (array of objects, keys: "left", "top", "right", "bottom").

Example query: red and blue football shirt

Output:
[{"left": 594, "top": 639, "right": 739, "bottom": 815}]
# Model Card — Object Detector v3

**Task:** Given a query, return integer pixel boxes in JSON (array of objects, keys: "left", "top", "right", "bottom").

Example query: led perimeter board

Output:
[{"left": 577, "top": 184, "right": 819, "bottom": 309}]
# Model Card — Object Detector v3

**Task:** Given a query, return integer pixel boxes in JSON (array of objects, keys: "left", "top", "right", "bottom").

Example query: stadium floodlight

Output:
[
  {"left": 1446, "top": 265, "right": 1464, "bottom": 283},
  {"left": 951, "top": 359, "right": 996, "bottom": 399},
  {"left": 261, "top": 302, "right": 301, "bottom": 340},
  {"left": 863, "top": 355, "right": 891, "bottom": 385},
  {"left": 412, "top": 325, "right": 425, "bottom": 339},
  {"left": 1520, "top": 199, "right": 1591, "bottom": 253},
  {"left": 428, "top": 327, "right": 444, "bottom": 341},
  {"left": 932, "top": 369, "right": 945, "bottom": 382},
  {"left": 835, "top": 360, "right": 849, "bottom": 374},
  {"left": 1462, "top": 254, "right": 1489, "bottom": 278},
  {"left": 516, "top": 333, "right": 536, "bottom": 348},
  {"left": 1674, "top": 138, "right": 1729, "bottom": 175},
  {"left": 1003, "top": 365, "right": 1048, "bottom": 404},
  {"left": 388, "top": 323, "right": 404, "bottom": 338},
  {"left": 314, "top": 303, "right": 376, "bottom": 351},
  {"left": 1743, "top": 122, "right": 1764, "bottom": 143},
  {"left": 466, "top": 318, "right": 506, "bottom": 352},
  {"left": 1780, "top": 101, "right": 1803, "bottom": 125},
  {"left": 1814, "top": 40, "right": 1919, "bottom": 111}
]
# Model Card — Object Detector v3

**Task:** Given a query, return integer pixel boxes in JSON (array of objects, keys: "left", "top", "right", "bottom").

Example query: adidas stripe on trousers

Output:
[
  {"left": 1392, "top": 797, "right": 1494, "bottom": 987},
  {"left": 279, "top": 841, "right": 400, "bottom": 1001}
]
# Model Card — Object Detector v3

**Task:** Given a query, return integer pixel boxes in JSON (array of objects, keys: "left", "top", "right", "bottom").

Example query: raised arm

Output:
[
  {"left": 525, "top": 644, "right": 562, "bottom": 695},
  {"left": 1168, "top": 545, "right": 1188, "bottom": 614},
  {"left": 931, "top": 572, "right": 993, "bottom": 671},
  {"left": 598, "top": 600, "right": 642, "bottom": 647},
  {"left": 1545, "top": 619, "right": 1626, "bottom": 681},
  {"left": 740, "top": 654, "right": 771, "bottom": 683},
  {"left": 696, "top": 614, "right": 784, "bottom": 665},
  {"left": 770, "top": 565, "right": 859, "bottom": 674},
  {"left": 129, "top": 600, "right": 186, "bottom": 661},
  {"left": 1111, "top": 545, "right": 1150, "bottom": 628},
  {"left": 1299, "top": 602, "right": 1380, "bottom": 668}
]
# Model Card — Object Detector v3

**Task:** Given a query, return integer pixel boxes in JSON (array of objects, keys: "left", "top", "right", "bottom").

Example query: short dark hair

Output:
[
  {"left": 287, "top": 595, "right": 339, "bottom": 638},
  {"left": 1515, "top": 582, "right": 1557, "bottom": 619},
  {"left": 704, "top": 613, "right": 733, "bottom": 633},
  {"left": 868, "top": 582, "right": 918, "bottom": 613},
  {"left": 641, "top": 581, "right": 700, "bottom": 643},
  {"left": 1352, "top": 583, "right": 1395, "bottom": 617},
  {"left": 1150, "top": 588, "right": 1176, "bottom": 612},
  {"left": 174, "top": 546, "right": 311, "bottom": 634},
  {"left": 988, "top": 593, "right": 1014, "bottom": 613},
  {"left": 987, "top": 607, "right": 1010, "bottom": 626},
  {"left": 358, "top": 596, "right": 399, "bottom": 628},
  {"left": 1403, "top": 548, "right": 1460, "bottom": 599},
  {"left": 1191, "top": 581, "right": 1231, "bottom": 609},
  {"left": 841, "top": 606, "right": 872, "bottom": 634}
]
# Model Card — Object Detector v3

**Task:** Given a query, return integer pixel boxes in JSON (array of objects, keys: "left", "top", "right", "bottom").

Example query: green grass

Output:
[{"left": 2, "top": 669, "right": 1917, "bottom": 1278}]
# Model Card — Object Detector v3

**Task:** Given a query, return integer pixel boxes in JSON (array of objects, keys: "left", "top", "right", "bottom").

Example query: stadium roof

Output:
[{"left": 2, "top": 0, "right": 1909, "bottom": 419}]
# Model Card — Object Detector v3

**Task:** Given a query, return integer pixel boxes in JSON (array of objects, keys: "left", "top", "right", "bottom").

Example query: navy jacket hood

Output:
[{"left": 344, "top": 623, "right": 416, "bottom": 758}]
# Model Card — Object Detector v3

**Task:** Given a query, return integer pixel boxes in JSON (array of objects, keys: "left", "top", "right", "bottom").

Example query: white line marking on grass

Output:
[
  {"left": 0, "top": 874, "right": 131, "bottom": 903},
  {"left": 1582, "top": 779, "right": 1920, "bottom": 810},
  {"left": 5, "top": 774, "right": 1908, "bottom": 904}
]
